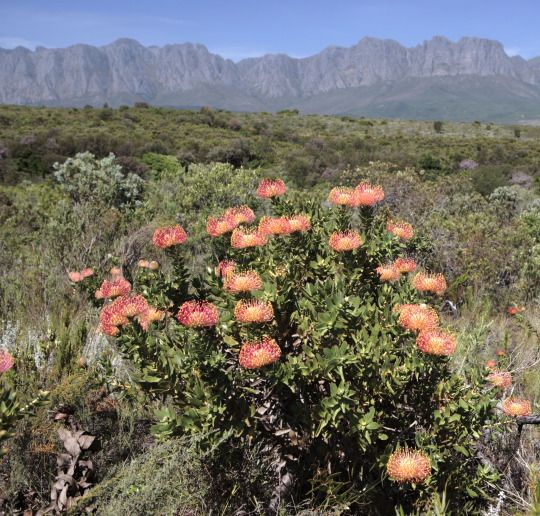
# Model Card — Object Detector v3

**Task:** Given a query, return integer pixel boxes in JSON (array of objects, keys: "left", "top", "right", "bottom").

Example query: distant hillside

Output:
[{"left": 1, "top": 36, "right": 540, "bottom": 122}]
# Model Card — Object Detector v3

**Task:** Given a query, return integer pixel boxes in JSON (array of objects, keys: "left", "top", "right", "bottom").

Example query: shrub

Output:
[{"left": 72, "top": 177, "right": 508, "bottom": 513}]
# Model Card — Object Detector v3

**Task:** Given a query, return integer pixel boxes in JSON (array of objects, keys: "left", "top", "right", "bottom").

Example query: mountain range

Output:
[{"left": 1, "top": 36, "right": 540, "bottom": 122}]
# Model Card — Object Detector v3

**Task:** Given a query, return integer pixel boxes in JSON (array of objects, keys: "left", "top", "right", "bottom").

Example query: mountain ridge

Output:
[{"left": 1, "top": 36, "right": 540, "bottom": 122}]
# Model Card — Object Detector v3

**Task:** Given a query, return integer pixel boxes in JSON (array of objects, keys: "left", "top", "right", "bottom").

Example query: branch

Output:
[{"left": 516, "top": 414, "right": 540, "bottom": 436}]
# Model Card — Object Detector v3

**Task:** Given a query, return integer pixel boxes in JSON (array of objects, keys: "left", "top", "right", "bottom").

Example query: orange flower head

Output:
[
  {"left": 352, "top": 182, "right": 385, "bottom": 207},
  {"left": 113, "top": 294, "right": 149, "bottom": 318},
  {"left": 416, "top": 330, "right": 457, "bottom": 356},
  {"left": 137, "top": 307, "right": 164, "bottom": 330},
  {"left": 206, "top": 214, "right": 237, "bottom": 237},
  {"left": 485, "top": 359, "right": 497, "bottom": 369},
  {"left": 99, "top": 304, "right": 129, "bottom": 330},
  {"left": 412, "top": 272, "right": 447, "bottom": 296},
  {"left": 288, "top": 214, "right": 311, "bottom": 232},
  {"left": 328, "top": 187, "right": 356, "bottom": 206},
  {"left": 95, "top": 277, "right": 132, "bottom": 299},
  {"left": 256, "top": 178, "right": 286, "bottom": 198},
  {"left": 393, "top": 258, "right": 417, "bottom": 273},
  {"left": 397, "top": 304, "right": 439, "bottom": 333},
  {"left": 507, "top": 306, "right": 525, "bottom": 316},
  {"left": 329, "top": 230, "right": 363, "bottom": 252},
  {"left": 376, "top": 264, "right": 401, "bottom": 282},
  {"left": 387, "top": 221, "right": 414, "bottom": 240},
  {"left": 81, "top": 268, "right": 94, "bottom": 278},
  {"left": 224, "top": 205, "right": 256, "bottom": 225},
  {"left": 234, "top": 299, "right": 274, "bottom": 324},
  {"left": 258, "top": 216, "right": 292, "bottom": 236},
  {"left": 152, "top": 225, "right": 188, "bottom": 248},
  {"left": 148, "top": 260, "right": 159, "bottom": 270},
  {"left": 387, "top": 450, "right": 431, "bottom": 484},
  {"left": 502, "top": 397, "right": 532, "bottom": 417},
  {"left": 216, "top": 260, "right": 237, "bottom": 278},
  {"left": 224, "top": 271, "right": 263, "bottom": 293},
  {"left": 100, "top": 324, "right": 120, "bottom": 336},
  {"left": 176, "top": 301, "right": 219, "bottom": 327},
  {"left": 110, "top": 267, "right": 123, "bottom": 278},
  {"left": 495, "top": 349, "right": 507, "bottom": 357},
  {"left": 487, "top": 370, "right": 512, "bottom": 389},
  {"left": 239, "top": 337, "right": 281, "bottom": 369},
  {"left": 0, "top": 350, "right": 14, "bottom": 374},
  {"left": 231, "top": 228, "right": 269, "bottom": 248}
]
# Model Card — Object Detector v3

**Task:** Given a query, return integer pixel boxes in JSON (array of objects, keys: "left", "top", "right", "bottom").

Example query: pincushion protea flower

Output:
[
  {"left": 239, "top": 337, "right": 281, "bottom": 369},
  {"left": 487, "top": 370, "right": 512, "bottom": 389},
  {"left": 68, "top": 268, "right": 94, "bottom": 282},
  {"left": 223, "top": 271, "right": 263, "bottom": 293},
  {"left": 110, "top": 267, "right": 123, "bottom": 278},
  {"left": 152, "top": 225, "right": 188, "bottom": 248},
  {"left": 137, "top": 307, "right": 165, "bottom": 330},
  {"left": 95, "top": 277, "right": 132, "bottom": 299},
  {"left": 258, "top": 216, "right": 292, "bottom": 236},
  {"left": 387, "top": 221, "right": 414, "bottom": 240},
  {"left": 138, "top": 260, "right": 159, "bottom": 270},
  {"left": 485, "top": 359, "right": 497, "bottom": 369},
  {"left": 206, "top": 214, "right": 237, "bottom": 237},
  {"left": 224, "top": 206, "right": 256, "bottom": 225},
  {"left": 176, "top": 301, "right": 219, "bottom": 327},
  {"left": 231, "top": 228, "right": 268, "bottom": 248},
  {"left": 216, "top": 260, "right": 237, "bottom": 278},
  {"left": 329, "top": 231, "right": 363, "bottom": 252},
  {"left": 0, "top": 350, "right": 14, "bottom": 374},
  {"left": 114, "top": 294, "right": 150, "bottom": 318},
  {"left": 502, "top": 397, "right": 532, "bottom": 417},
  {"left": 376, "top": 265, "right": 401, "bottom": 282},
  {"left": 328, "top": 187, "right": 356, "bottom": 206},
  {"left": 393, "top": 257, "right": 417, "bottom": 273},
  {"left": 256, "top": 178, "right": 286, "bottom": 198},
  {"left": 495, "top": 349, "right": 507, "bottom": 357},
  {"left": 507, "top": 306, "right": 525, "bottom": 316},
  {"left": 234, "top": 299, "right": 274, "bottom": 323},
  {"left": 99, "top": 304, "right": 129, "bottom": 336},
  {"left": 416, "top": 329, "right": 457, "bottom": 356},
  {"left": 397, "top": 304, "right": 439, "bottom": 333},
  {"left": 412, "top": 272, "right": 447, "bottom": 296},
  {"left": 387, "top": 449, "right": 431, "bottom": 484},
  {"left": 287, "top": 214, "right": 311, "bottom": 232},
  {"left": 352, "top": 182, "right": 384, "bottom": 207}
]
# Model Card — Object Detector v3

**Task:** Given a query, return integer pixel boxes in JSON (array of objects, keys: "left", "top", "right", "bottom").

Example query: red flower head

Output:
[
  {"left": 397, "top": 304, "right": 439, "bottom": 333},
  {"left": 137, "top": 307, "right": 165, "bottom": 331},
  {"left": 376, "top": 265, "right": 401, "bottom": 282},
  {"left": 495, "top": 349, "right": 507, "bottom": 357},
  {"left": 258, "top": 216, "right": 292, "bottom": 236},
  {"left": 239, "top": 337, "right": 281, "bottom": 369},
  {"left": 95, "top": 277, "right": 132, "bottom": 299},
  {"left": 328, "top": 187, "right": 356, "bottom": 206},
  {"left": 99, "top": 303, "right": 130, "bottom": 335},
  {"left": 231, "top": 228, "right": 268, "bottom": 248},
  {"left": 216, "top": 260, "right": 237, "bottom": 278},
  {"left": 487, "top": 370, "right": 512, "bottom": 389},
  {"left": 176, "top": 301, "right": 219, "bottom": 327},
  {"left": 206, "top": 214, "right": 237, "bottom": 237},
  {"left": 485, "top": 359, "right": 497, "bottom": 369},
  {"left": 507, "top": 306, "right": 525, "bottom": 316},
  {"left": 387, "top": 450, "right": 431, "bottom": 484},
  {"left": 224, "top": 206, "right": 256, "bottom": 225},
  {"left": 100, "top": 324, "right": 120, "bottom": 336},
  {"left": 329, "top": 230, "right": 363, "bottom": 252},
  {"left": 234, "top": 299, "right": 274, "bottom": 324},
  {"left": 502, "top": 397, "right": 532, "bottom": 417},
  {"left": 256, "top": 178, "right": 286, "bottom": 199},
  {"left": 387, "top": 221, "right": 414, "bottom": 240},
  {"left": 113, "top": 294, "right": 149, "bottom": 318},
  {"left": 352, "top": 182, "right": 385, "bottom": 207},
  {"left": 393, "top": 258, "right": 417, "bottom": 273},
  {"left": 412, "top": 272, "right": 447, "bottom": 296},
  {"left": 0, "top": 350, "right": 14, "bottom": 374},
  {"left": 416, "top": 329, "right": 457, "bottom": 356},
  {"left": 152, "top": 225, "right": 188, "bottom": 248},
  {"left": 288, "top": 214, "right": 311, "bottom": 232},
  {"left": 224, "top": 271, "right": 263, "bottom": 293}
]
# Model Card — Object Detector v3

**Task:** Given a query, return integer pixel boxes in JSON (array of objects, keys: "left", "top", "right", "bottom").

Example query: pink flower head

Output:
[
  {"left": 393, "top": 258, "right": 417, "bottom": 273},
  {"left": 234, "top": 299, "right": 274, "bottom": 324},
  {"left": 376, "top": 265, "right": 401, "bottom": 282},
  {"left": 329, "top": 230, "right": 363, "bottom": 252},
  {"left": 231, "top": 228, "right": 268, "bottom": 248},
  {"left": 328, "top": 187, "right": 356, "bottom": 206},
  {"left": 397, "top": 304, "right": 439, "bottom": 333},
  {"left": 352, "top": 182, "right": 385, "bottom": 207},
  {"left": 412, "top": 272, "right": 447, "bottom": 296},
  {"left": 137, "top": 307, "right": 165, "bottom": 331},
  {"left": 287, "top": 214, "right": 311, "bottom": 232},
  {"left": 387, "top": 221, "right": 414, "bottom": 240},
  {"left": 215, "top": 260, "right": 237, "bottom": 278},
  {"left": 206, "top": 214, "right": 237, "bottom": 237},
  {"left": 152, "top": 225, "right": 188, "bottom": 248},
  {"left": 239, "top": 337, "right": 281, "bottom": 369},
  {"left": 416, "top": 329, "right": 457, "bottom": 356},
  {"left": 224, "top": 206, "right": 256, "bottom": 225},
  {"left": 68, "top": 271, "right": 83, "bottom": 282},
  {"left": 176, "top": 301, "right": 219, "bottom": 327},
  {"left": 223, "top": 270, "right": 263, "bottom": 293},
  {"left": 0, "top": 350, "right": 14, "bottom": 374},
  {"left": 258, "top": 216, "right": 292, "bottom": 236},
  {"left": 256, "top": 178, "right": 286, "bottom": 199}
]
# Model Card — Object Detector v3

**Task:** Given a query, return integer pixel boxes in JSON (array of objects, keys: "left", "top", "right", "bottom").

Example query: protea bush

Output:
[{"left": 76, "top": 178, "right": 507, "bottom": 512}]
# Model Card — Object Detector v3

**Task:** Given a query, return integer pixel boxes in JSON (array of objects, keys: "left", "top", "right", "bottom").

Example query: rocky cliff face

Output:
[{"left": 1, "top": 36, "right": 539, "bottom": 120}]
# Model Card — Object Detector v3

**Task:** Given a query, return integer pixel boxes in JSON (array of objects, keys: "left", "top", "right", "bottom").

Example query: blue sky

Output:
[{"left": 0, "top": 0, "right": 539, "bottom": 60}]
